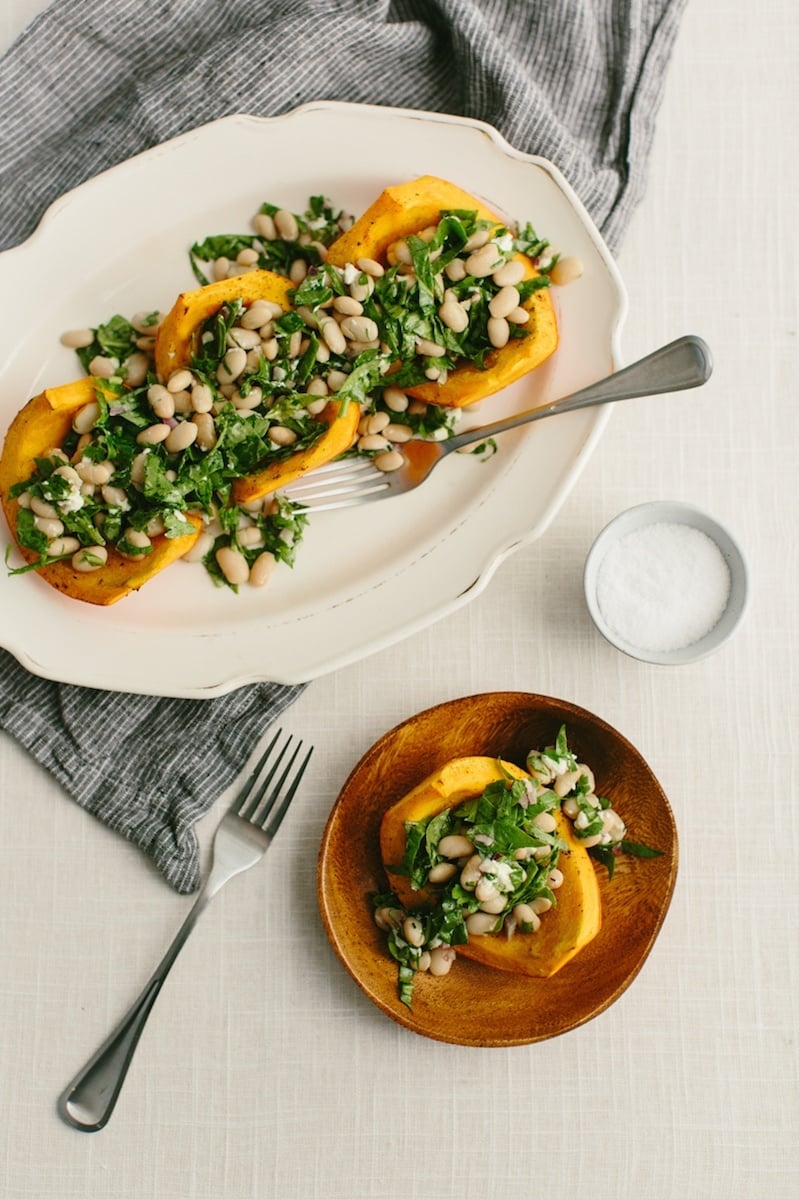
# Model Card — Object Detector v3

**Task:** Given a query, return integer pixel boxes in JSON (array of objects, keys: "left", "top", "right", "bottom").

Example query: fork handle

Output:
[
  {"left": 444, "top": 335, "right": 713, "bottom": 453},
  {"left": 57, "top": 891, "right": 210, "bottom": 1132}
]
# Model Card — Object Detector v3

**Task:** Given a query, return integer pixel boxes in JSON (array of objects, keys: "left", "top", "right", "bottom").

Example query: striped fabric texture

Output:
[{"left": 0, "top": 0, "right": 685, "bottom": 891}]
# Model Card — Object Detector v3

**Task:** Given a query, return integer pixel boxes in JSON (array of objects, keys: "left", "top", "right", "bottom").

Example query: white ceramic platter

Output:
[{"left": 0, "top": 102, "right": 626, "bottom": 696}]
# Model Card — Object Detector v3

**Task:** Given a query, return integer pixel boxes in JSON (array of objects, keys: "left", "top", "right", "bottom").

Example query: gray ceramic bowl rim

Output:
[{"left": 583, "top": 501, "right": 749, "bottom": 665}]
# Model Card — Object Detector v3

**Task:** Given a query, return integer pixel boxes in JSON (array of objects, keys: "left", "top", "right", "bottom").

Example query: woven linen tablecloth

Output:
[{"left": 0, "top": 0, "right": 686, "bottom": 890}]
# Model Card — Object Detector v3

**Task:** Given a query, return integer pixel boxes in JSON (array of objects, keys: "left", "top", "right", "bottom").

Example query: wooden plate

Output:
[{"left": 317, "top": 692, "right": 678, "bottom": 1046}]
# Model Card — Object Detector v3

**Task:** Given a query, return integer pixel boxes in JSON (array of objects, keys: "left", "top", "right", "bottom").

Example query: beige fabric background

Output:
[{"left": 1, "top": 1, "right": 797, "bottom": 1195}]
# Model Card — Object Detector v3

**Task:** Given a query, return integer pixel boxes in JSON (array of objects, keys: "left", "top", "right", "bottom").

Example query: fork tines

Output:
[
  {"left": 237, "top": 730, "right": 313, "bottom": 839},
  {"left": 282, "top": 457, "right": 389, "bottom": 510}
]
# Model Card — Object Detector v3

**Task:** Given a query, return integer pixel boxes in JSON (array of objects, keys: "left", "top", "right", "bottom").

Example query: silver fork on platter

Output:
[
  {"left": 58, "top": 729, "right": 313, "bottom": 1133},
  {"left": 283, "top": 335, "right": 712, "bottom": 512}
]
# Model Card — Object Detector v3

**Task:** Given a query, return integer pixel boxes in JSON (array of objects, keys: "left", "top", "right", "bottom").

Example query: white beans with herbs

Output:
[
  {"left": 374, "top": 727, "right": 631, "bottom": 1007},
  {"left": 13, "top": 192, "right": 575, "bottom": 592}
]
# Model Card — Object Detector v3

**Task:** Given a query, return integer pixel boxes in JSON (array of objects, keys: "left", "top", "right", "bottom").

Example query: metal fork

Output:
[
  {"left": 283, "top": 335, "right": 712, "bottom": 511},
  {"left": 57, "top": 729, "right": 313, "bottom": 1133}
]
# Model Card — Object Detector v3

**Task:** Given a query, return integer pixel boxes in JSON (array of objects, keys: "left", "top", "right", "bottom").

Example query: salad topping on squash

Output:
[
  {"left": 375, "top": 726, "right": 647, "bottom": 1008},
  {"left": 1, "top": 178, "right": 569, "bottom": 605}
]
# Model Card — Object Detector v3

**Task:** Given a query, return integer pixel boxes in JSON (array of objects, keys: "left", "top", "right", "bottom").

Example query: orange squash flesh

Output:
[
  {"left": 326, "top": 175, "right": 559, "bottom": 408},
  {"left": 0, "top": 377, "right": 201, "bottom": 606},
  {"left": 155, "top": 270, "right": 360, "bottom": 500},
  {"left": 380, "top": 755, "right": 601, "bottom": 978},
  {"left": 154, "top": 269, "right": 294, "bottom": 377}
]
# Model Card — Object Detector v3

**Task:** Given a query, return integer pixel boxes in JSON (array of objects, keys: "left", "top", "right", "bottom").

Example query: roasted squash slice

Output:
[
  {"left": 380, "top": 755, "right": 601, "bottom": 978},
  {"left": 155, "top": 270, "right": 360, "bottom": 502},
  {"left": 326, "top": 176, "right": 559, "bottom": 408},
  {"left": 154, "top": 269, "right": 294, "bottom": 377},
  {"left": 0, "top": 377, "right": 201, "bottom": 606}
]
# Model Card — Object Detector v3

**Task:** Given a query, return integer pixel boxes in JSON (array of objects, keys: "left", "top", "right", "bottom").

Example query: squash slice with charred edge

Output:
[
  {"left": 155, "top": 270, "right": 360, "bottom": 503},
  {"left": 0, "top": 377, "right": 201, "bottom": 606},
  {"left": 326, "top": 175, "right": 559, "bottom": 408},
  {"left": 380, "top": 755, "right": 601, "bottom": 978}
]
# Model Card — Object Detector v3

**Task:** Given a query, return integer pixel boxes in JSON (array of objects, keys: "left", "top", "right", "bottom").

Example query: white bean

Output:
[
  {"left": 374, "top": 450, "right": 404, "bottom": 473},
  {"left": 340, "top": 315, "right": 379, "bottom": 343},
  {"left": 31, "top": 496, "right": 58, "bottom": 519},
  {"left": 459, "top": 853, "right": 483, "bottom": 890},
  {"left": 72, "top": 545, "right": 108, "bottom": 572},
  {"left": 60, "top": 328, "right": 94, "bottom": 349},
  {"left": 216, "top": 347, "right": 247, "bottom": 384},
  {"left": 215, "top": 545, "right": 249, "bottom": 586},
  {"left": 72, "top": 401, "right": 101, "bottom": 435},
  {"left": 232, "top": 386, "right": 264, "bottom": 411},
  {"left": 465, "top": 912, "right": 499, "bottom": 936},
  {"left": 136, "top": 423, "right": 171, "bottom": 446},
  {"left": 289, "top": 258, "right": 307, "bottom": 285},
  {"left": 319, "top": 318, "right": 346, "bottom": 355},
  {"left": 268, "top": 426, "right": 298, "bottom": 447},
  {"left": 513, "top": 904, "right": 541, "bottom": 932},
  {"left": 415, "top": 337, "right": 446, "bottom": 358},
  {"left": 383, "top": 387, "right": 409, "bottom": 412},
  {"left": 402, "top": 917, "right": 425, "bottom": 948},
  {"left": 102, "top": 484, "right": 129, "bottom": 508},
  {"left": 427, "top": 862, "right": 457, "bottom": 885},
  {"left": 444, "top": 258, "right": 467, "bottom": 282},
  {"left": 130, "top": 310, "right": 163, "bottom": 334},
  {"left": 554, "top": 769, "right": 582, "bottom": 797},
  {"left": 33, "top": 515, "right": 64, "bottom": 539},
  {"left": 487, "top": 317, "right": 510, "bottom": 349},
  {"left": 550, "top": 255, "right": 584, "bottom": 286},
  {"left": 428, "top": 946, "right": 456, "bottom": 977},
  {"left": 533, "top": 810, "right": 557, "bottom": 833},
  {"left": 228, "top": 327, "right": 261, "bottom": 350},
  {"left": 488, "top": 285, "right": 521, "bottom": 319},
  {"left": 465, "top": 242, "right": 503, "bottom": 277},
  {"left": 438, "top": 834, "right": 474, "bottom": 859},
  {"left": 47, "top": 536, "right": 81, "bottom": 558},
  {"left": 474, "top": 877, "right": 500, "bottom": 903},
  {"left": 120, "top": 528, "right": 151, "bottom": 554},
  {"left": 191, "top": 383, "right": 214, "bottom": 413},
  {"left": 364, "top": 411, "right": 390, "bottom": 434},
  {"left": 274, "top": 209, "right": 299, "bottom": 240},
  {"left": 385, "top": 422, "right": 413, "bottom": 443},
  {"left": 463, "top": 226, "right": 492, "bottom": 251},
  {"left": 507, "top": 306, "right": 530, "bottom": 325},
  {"left": 492, "top": 260, "right": 526, "bottom": 287},
  {"left": 130, "top": 452, "right": 149, "bottom": 488},
  {"left": 249, "top": 551, "right": 277, "bottom": 588},
  {"left": 165, "top": 422, "right": 198, "bottom": 453},
  {"left": 439, "top": 298, "right": 469, "bottom": 333},
  {"left": 147, "top": 384, "right": 175, "bottom": 419},
  {"left": 355, "top": 256, "right": 384, "bottom": 277},
  {"left": 253, "top": 212, "right": 276, "bottom": 240},
  {"left": 358, "top": 433, "right": 390, "bottom": 453},
  {"left": 123, "top": 351, "right": 149, "bottom": 388},
  {"left": 88, "top": 355, "right": 119, "bottom": 379},
  {"left": 192, "top": 412, "right": 217, "bottom": 451}
]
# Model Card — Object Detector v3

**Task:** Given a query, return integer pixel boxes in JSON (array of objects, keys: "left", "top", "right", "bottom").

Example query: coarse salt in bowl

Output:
[{"left": 583, "top": 501, "right": 749, "bottom": 665}]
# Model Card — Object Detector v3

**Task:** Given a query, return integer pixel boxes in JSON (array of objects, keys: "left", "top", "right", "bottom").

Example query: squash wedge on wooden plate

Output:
[{"left": 380, "top": 755, "right": 601, "bottom": 978}]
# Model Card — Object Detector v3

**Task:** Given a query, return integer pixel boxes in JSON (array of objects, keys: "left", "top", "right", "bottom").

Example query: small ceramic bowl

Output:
[{"left": 583, "top": 501, "right": 749, "bottom": 665}]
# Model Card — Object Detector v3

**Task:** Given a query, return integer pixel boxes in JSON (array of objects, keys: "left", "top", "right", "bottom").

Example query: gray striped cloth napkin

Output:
[{"left": 0, "top": 0, "right": 686, "bottom": 892}]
